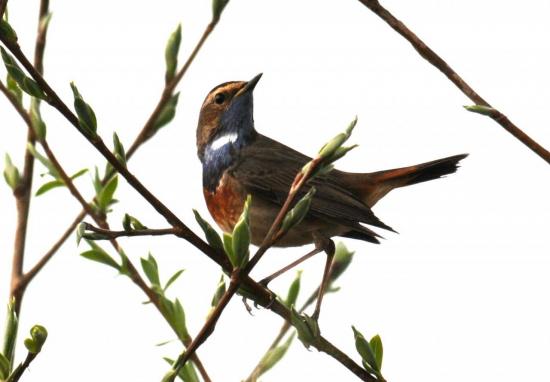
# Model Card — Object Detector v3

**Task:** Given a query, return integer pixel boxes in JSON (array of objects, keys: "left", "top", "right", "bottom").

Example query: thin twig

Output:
[
  {"left": 0, "top": 35, "right": 373, "bottom": 382},
  {"left": 3, "top": 0, "right": 50, "bottom": 315},
  {"left": 357, "top": 0, "right": 550, "bottom": 165},
  {"left": 83, "top": 222, "right": 179, "bottom": 240},
  {"left": 5, "top": 351, "right": 37, "bottom": 382}
]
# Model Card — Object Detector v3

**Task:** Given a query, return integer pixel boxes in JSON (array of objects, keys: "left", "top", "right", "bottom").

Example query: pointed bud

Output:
[
  {"left": 30, "top": 101, "right": 47, "bottom": 140},
  {"left": 329, "top": 242, "right": 355, "bottom": 284},
  {"left": 318, "top": 116, "right": 357, "bottom": 161},
  {"left": 193, "top": 209, "right": 224, "bottom": 252},
  {"left": 2, "top": 298, "right": 18, "bottom": 372},
  {"left": 0, "top": 19, "right": 18, "bottom": 43},
  {"left": 256, "top": 333, "right": 295, "bottom": 378},
  {"left": 3, "top": 153, "right": 20, "bottom": 191},
  {"left": 291, "top": 308, "right": 320, "bottom": 349},
  {"left": 212, "top": 0, "right": 230, "bottom": 21},
  {"left": 281, "top": 188, "right": 316, "bottom": 233},
  {"left": 464, "top": 104, "right": 495, "bottom": 116},
  {"left": 0, "top": 47, "right": 46, "bottom": 99},
  {"left": 165, "top": 24, "right": 182, "bottom": 84},
  {"left": 285, "top": 270, "right": 302, "bottom": 308},
  {"left": 231, "top": 195, "right": 251, "bottom": 268},
  {"left": 70, "top": 82, "right": 97, "bottom": 137},
  {"left": 112, "top": 132, "right": 126, "bottom": 167},
  {"left": 352, "top": 326, "right": 380, "bottom": 374},
  {"left": 152, "top": 92, "right": 180, "bottom": 135}
]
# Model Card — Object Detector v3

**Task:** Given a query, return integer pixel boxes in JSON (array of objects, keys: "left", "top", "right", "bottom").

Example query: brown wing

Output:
[{"left": 231, "top": 134, "right": 394, "bottom": 236}]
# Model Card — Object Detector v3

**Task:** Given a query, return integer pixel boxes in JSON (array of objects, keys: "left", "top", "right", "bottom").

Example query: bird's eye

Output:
[{"left": 214, "top": 93, "right": 226, "bottom": 104}]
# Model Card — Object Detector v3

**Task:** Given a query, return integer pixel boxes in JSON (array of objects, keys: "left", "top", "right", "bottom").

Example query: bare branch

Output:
[{"left": 357, "top": 0, "right": 550, "bottom": 165}]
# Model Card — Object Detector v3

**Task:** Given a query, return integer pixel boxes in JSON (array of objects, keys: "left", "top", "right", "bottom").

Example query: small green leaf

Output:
[
  {"left": 76, "top": 222, "right": 86, "bottom": 245},
  {"left": 24, "top": 325, "right": 48, "bottom": 354},
  {"left": 193, "top": 209, "right": 223, "bottom": 252},
  {"left": 0, "top": 352, "right": 10, "bottom": 379},
  {"left": 210, "top": 275, "right": 226, "bottom": 308},
  {"left": 231, "top": 195, "right": 251, "bottom": 268},
  {"left": 172, "top": 298, "right": 189, "bottom": 341},
  {"left": 163, "top": 358, "right": 200, "bottom": 382},
  {"left": 1, "top": 298, "right": 18, "bottom": 373},
  {"left": 112, "top": 132, "right": 126, "bottom": 167},
  {"left": 329, "top": 242, "right": 355, "bottom": 284},
  {"left": 0, "top": 47, "right": 46, "bottom": 99},
  {"left": 212, "top": 0, "right": 230, "bottom": 21},
  {"left": 222, "top": 232, "right": 234, "bottom": 265},
  {"left": 352, "top": 326, "right": 379, "bottom": 373},
  {"left": 464, "top": 104, "right": 495, "bottom": 116},
  {"left": 80, "top": 249, "right": 120, "bottom": 271},
  {"left": 256, "top": 333, "right": 295, "bottom": 378},
  {"left": 317, "top": 116, "right": 357, "bottom": 163},
  {"left": 122, "top": 213, "right": 147, "bottom": 231},
  {"left": 152, "top": 93, "right": 180, "bottom": 133},
  {"left": 6, "top": 74, "right": 22, "bottom": 104},
  {"left": 70, "top": 82, "right": 97, "bottom": 137},
  {"left": 30, "top": 100, "right": 47, "bottom": 140},
  {"left": 27, "top": 143, "right": 59, "bottom": 178},
  {"left": 370, "top": 334, "right": 383, "bottom": 371},
  {"left": 70, "top": 168, "right": 88, "bottom": 180},
  {"left": 0, "top": 19, "right": 18, "bottom": 43},
  {"left": 140, "top": 253, "right": 160, "bottom": 287},
  {"left": 280, "top": 187, "right": 316, "bottom": 233},
  {"left": 290, "top": 308, "right": 320, "bottom": 349},
  {"left": 165, "top": 24, "right": 182, "bottom": 84},
  {"left": 3, "top": 153, "right": 20, "bottom": 191},
  {"left": 97, "top": 174, "right": 118, "bottom": 212},
  {"left": 35, "top": 179, "right": 64, "bottom": 196},
  {"left": 164, "top": 269, "right": 185, "bottom": 292},
  {"left": 285, "top": 270, "right": 302, "bottom": 308},
  {"left": 92, "top": 167, "right": 102, "bottom": 195}
]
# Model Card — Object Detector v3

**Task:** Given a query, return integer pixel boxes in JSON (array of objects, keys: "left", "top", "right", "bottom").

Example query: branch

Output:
[
  {"left": 357, "top": 0, "right": 550, "bottom": 165},
  {"left": 1, "top": 30, "right": 374, "bottom": 382},
  {"left": 82, "top": 222, "right": 179, "bottom": 240},
  {"left": 5, "top": 351, "right": 37, "bottom": 382}
]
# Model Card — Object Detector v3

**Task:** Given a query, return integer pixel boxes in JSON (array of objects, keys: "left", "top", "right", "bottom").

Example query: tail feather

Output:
[{"left": 350, "top": 154, "right": 468, "bottom": 207}]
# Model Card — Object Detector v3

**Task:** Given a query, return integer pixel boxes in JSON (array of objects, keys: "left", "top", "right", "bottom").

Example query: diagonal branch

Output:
[{"left": 357, "top": 0, "right": 550, "bottom": 165}]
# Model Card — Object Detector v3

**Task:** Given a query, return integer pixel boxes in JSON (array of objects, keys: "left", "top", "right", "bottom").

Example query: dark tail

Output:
[{"left": 350, "top": 154, "right": 468, "bottom": 207}]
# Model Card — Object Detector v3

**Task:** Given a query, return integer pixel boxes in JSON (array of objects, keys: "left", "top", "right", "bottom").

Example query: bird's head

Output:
[{"left": 196, "top": 73, "right": 262, "bottom": 161}]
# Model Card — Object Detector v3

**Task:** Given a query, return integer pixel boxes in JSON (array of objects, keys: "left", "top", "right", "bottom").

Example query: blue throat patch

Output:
[{"left": 202, "top": 93, "right": 255, "bottom": 192}]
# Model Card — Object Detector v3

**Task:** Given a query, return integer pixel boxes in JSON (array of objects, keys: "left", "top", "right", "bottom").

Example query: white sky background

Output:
[{"left": 1, "top": 0, "right": 549, "bottom": 381}]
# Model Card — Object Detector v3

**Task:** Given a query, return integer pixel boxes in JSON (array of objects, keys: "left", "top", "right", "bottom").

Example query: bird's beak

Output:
[{"left": 236, "top": 73, "right": 263, "bottom": 97}]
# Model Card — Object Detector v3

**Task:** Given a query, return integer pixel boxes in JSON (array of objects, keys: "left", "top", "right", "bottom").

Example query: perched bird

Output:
[{"left": 196, "top": 73, "right": 467, "bottom": 249}]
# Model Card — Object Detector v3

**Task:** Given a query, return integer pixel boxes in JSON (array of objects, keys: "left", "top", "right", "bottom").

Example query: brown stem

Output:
[
  {"left": 83, "top": 222, "right": 180, "bottom": 240},
  {"left": 0, "top": 35, "right": 372, "bottom": 382},
  {"left": 357, "top": 0, "right": 550, "bottom": 165},
  {"left": 5, "top": 351, "right": 37, "bottom": 382}
]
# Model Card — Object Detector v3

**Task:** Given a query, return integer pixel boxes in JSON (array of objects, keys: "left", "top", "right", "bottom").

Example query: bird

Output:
[{"left": 196, "top": 73, "right": 467, "bottom": 317}]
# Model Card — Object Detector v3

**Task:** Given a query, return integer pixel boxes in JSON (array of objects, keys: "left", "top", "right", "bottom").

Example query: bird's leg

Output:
[
  {"left": 311, "top": 236, "right": 336, "bottom": 320},
  {"left": 259, "top": 245, "right": 324, "bottom": 286}
]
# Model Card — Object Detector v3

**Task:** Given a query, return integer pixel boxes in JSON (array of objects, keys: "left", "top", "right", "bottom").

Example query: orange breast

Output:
[{"left": 203, "top": 173, "right": 246, "bottom": 233}]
